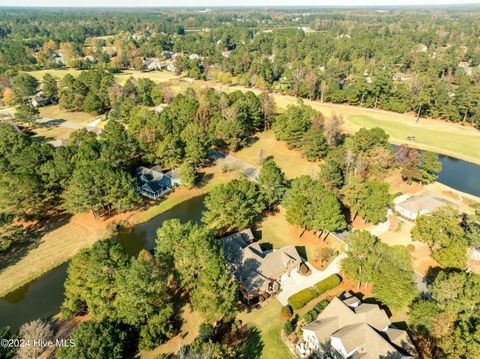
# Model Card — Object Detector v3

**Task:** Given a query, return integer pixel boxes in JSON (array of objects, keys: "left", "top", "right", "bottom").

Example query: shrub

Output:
[
  {"left": 314, "top": 299, "right": 329, "bottom": 312},
  {"left": 197, "top": 323, "right": 216, "bottom": 343},
  {"left": 288, "top": 275, "right": 342, "bottom": 310},
  {"left": 280, "top": 305, "right": 293, "bottom": 318},
  {"left": 314, "top": 274, "right": 342, "bottom": 294},
  {"left": 283, "top": 314, "right": 299, "bottom": 336},
  {"left": 303, "top": 312, "right": 315, "bottom": 324},
  {"left": 303, "top": 300, "right": 329, "bottom": 324},
  {"left": 288, "top": 288, "right": 318, "bottom": 310}
]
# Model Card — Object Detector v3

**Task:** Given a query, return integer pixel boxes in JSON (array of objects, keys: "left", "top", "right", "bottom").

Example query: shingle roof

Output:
[
  {"left": 303, "top": 295, "right": 416, "bottom": 358},
  {"left": 221, "top": 230, "right": 302, "bottom": 292},
  {"left": 395, "top": 191, "right": 455, "bottom": 214}
]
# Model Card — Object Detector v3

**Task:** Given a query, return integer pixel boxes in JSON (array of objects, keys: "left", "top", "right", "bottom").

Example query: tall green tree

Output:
[
  {"left": 258, "top": 159, "right": 286, "bottom": 209},
  {"left": 342, "top": 176, "right": 391, "bottom": 223},
  {"left": 283, "top": 176, "right": 346, "bottom": 238},
  {"left": 202, "top": 179, "right": 265, "bottom": 234},
  {"left": 342, "top": 230, "right": 417, "bottom": 309},
  {"left": 412, "top": 206, "right": 470, "bottom": 269}
]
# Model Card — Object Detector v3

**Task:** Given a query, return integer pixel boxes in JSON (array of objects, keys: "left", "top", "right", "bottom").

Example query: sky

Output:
[{"left": 0, "top": 0, "right": 479, "bottom": 7}]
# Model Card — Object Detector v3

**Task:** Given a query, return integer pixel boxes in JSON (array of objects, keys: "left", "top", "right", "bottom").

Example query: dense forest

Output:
[{"left": 1, "top": 7, "right": 480, "bottom": 125}]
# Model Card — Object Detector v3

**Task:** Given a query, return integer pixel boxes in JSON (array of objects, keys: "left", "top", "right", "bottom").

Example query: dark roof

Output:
[
  {"left": 135, "top": 166, "right": 172, "bottom": 193},
  {"left": 221, "top": 229, "right": 302, "bottom": 292}
]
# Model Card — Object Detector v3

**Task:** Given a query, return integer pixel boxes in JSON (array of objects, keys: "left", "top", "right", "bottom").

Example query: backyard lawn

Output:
[
  {"left": 237, "top": 300, "right": 294, "bottom": 359},
  {"left": 33, "top": 125, "right": 76, "bottom": 141},
  {"left": 115, "top": 70, "right": 179, "bottom": 85},
  {"left": 39, "top": 105, "right": 97, "bottom": 125},
  {"left": 233, "top": 131, "right": 318, "bottom": 179}
]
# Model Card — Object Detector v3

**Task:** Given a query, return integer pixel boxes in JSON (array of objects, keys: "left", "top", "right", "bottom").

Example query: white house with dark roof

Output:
[
  {"left": 302, "top": 293, "right": 417, "bottom": 358},
  {"left": 134, "top": 165, "right": 181, "bottom": 200}
]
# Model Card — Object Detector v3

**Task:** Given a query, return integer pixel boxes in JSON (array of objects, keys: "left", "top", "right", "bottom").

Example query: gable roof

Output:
[
  {"left": 221, "top": 230, "right": 302, "bottom": 292},
  {"left": 303, "top": 295, "right": 415, "bottom": 358}
]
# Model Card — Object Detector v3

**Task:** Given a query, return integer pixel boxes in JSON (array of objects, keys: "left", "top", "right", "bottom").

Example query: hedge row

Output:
[{"left": 287, "top": 274, "right": 342, "bottom": 310}]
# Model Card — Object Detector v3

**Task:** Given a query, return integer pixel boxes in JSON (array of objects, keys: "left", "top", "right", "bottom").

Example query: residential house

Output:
[
  {"left": 221, "top": 229, "right": 304, "bottom": 300},
  {"left": 143, "top": 58, "right": 165, "bottom": 71},
  {"left": 31, "top": 92, "right": 51, "bottom": 107},
  {"left": 135, "top": 166, "right": 180, "bottom": 200},
  {"left": 394, "top": 191, "right": 456, "bottom": 220},
  {"left": 302, "top": 293, "right": 417, "bottom": 358}
]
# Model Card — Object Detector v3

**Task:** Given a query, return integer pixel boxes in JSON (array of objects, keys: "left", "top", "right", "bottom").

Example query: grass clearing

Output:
[
  {"left": 115, "top": 70, "right": 179, "bottom": 85},
  {"left": 39, "top": 105, "right": 97, "bottom": 125},
  {"left": 140, "top": 303, "right": 202, "bottom": 359},
  {"left": 237, "top": 300, "right": 294, "bottom": 359},
  {"left": 233, "top": 131, "right": 318, "bottom": 179},
  {"left": 33, "top": 125, "right": 76, "bottom": 141}
]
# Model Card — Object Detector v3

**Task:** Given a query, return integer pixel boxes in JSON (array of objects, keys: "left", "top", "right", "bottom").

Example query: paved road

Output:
[{"left": 209, "top": 150, "right": 259, "bottom": 180}]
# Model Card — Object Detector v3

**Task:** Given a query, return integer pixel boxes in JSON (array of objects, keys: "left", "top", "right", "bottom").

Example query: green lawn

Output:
[
  {"left": 39, "top": 105, "right": 97, "bottom": 125},
  {"left": 237, "top": 300, "right": 294, "bottom": 359}
]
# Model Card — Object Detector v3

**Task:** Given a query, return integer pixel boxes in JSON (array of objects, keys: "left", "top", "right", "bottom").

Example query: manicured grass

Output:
[
  {"left": 269, "top": 94, "right": 480, "bottom": 165},
  {"left": 115, "top": 70, "right": 179, "bottom": 85},
  {"left": 33, "top": 125, "right": 76, "bottom": 141},
  {"left": 237, "top": 300, "right": 294, "bottom": 359},
  {"left": 233, "top": 131, "right": 318, "bottom": 179},
  {"left": 39, "top": 105, "right": 97, "bottom": 125},
  {"left": 258, "top": 207, "right": 343, "bottom": 262}
]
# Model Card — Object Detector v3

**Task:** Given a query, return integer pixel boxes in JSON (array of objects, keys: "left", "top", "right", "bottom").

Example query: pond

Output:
[
  {"left": 437, "top": 154, "right": 480, "bottom": 197},
  {"left": 1, "top": 152, "right": 479, "bottom": 331},
  {"left": 0, "top": 195, "right": 206, "bottom": 331}
]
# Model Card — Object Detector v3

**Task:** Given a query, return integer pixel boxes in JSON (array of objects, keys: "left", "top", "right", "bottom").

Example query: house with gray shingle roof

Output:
[
  {"left": 134, "top": 165, "right": 180, "bottom": 200},
  {"left": 394, "top": 191, "right": 456, "bottom": 220},
  {"left": 302, "top": 293, "right": 417, "bottom": 358},
  {"left": 221, "top": 229, "right": 303, "bottom": 301}
]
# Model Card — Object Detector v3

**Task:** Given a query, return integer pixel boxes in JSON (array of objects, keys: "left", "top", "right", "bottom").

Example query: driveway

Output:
[
  {"left": 209, "top": 150, "right": 259, "bottom": 180},
  {"left": 366, "top": 209, "right": 392, "bottom": 237},
  {"left": 276, "top": 254, "right": 345, "bottom": 306},
  {"left": 37, "top": 118, "right": 103, "bottom": 134}
]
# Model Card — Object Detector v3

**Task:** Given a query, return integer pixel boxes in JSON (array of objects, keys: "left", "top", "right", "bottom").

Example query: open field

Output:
[
  {"left": 39, "top": 105, "right": 97, "bottom": 125},
  {"left": 25, "top": 69, "right": 178, "bottom": 85},
  {"left": 0, "top": 164, "right": 240, "bottom": 297},
  {"left": 115, "top": 70, "right": 179, "bottom": 85},
  {"left": 33, "top": 125, "right": 76, "bottom": 141},
  {"left": 233, "top": 131, "right": 318, "bottom": 179}
]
